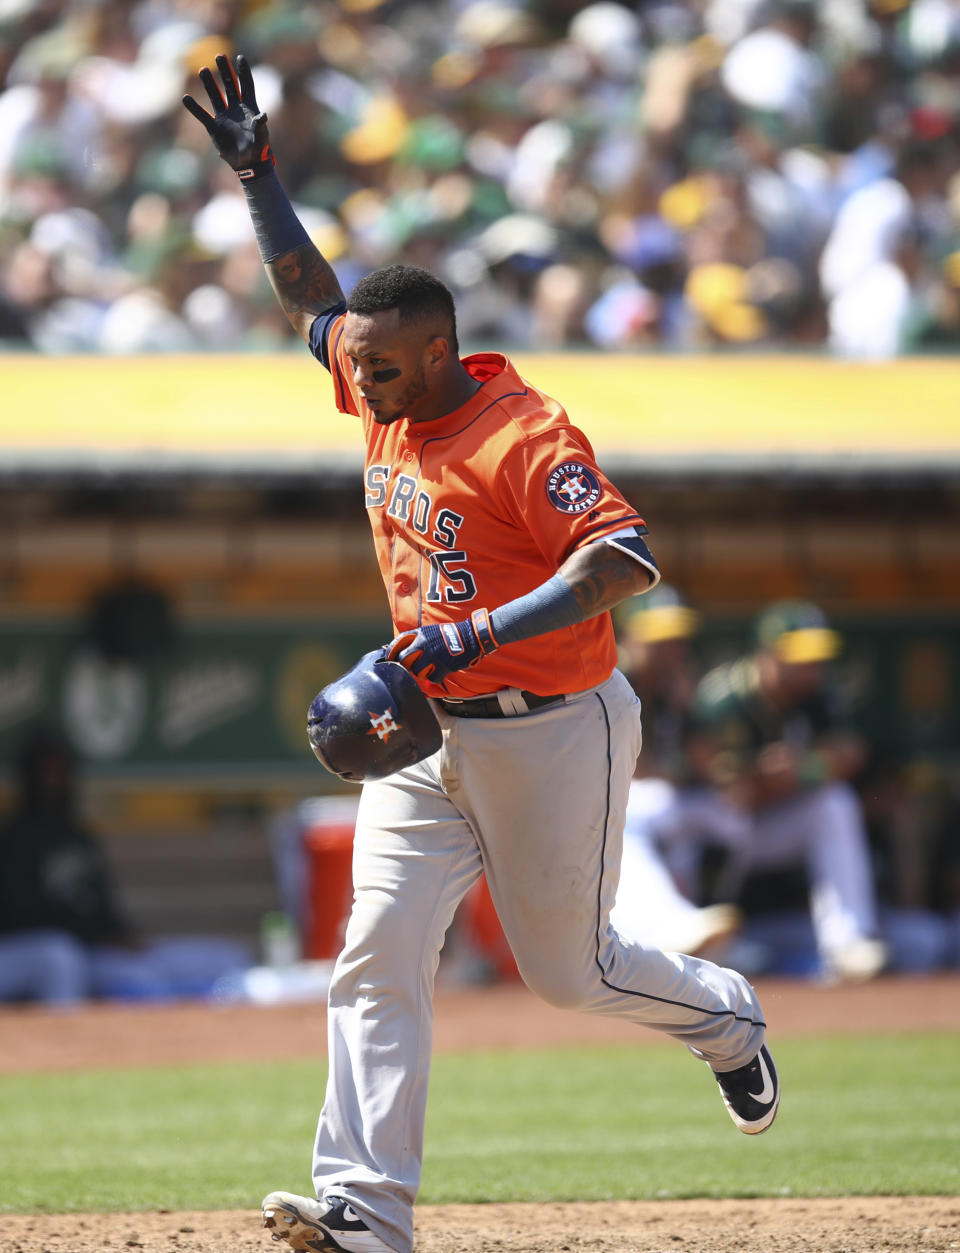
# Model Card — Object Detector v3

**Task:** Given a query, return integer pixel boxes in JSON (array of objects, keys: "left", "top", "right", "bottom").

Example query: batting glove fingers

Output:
[{"left": 182, "top": 53, "right": 275, "bottom": 179}]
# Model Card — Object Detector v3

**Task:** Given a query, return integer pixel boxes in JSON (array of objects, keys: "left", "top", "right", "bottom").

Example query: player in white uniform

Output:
[
  {"left": 611, "top": 586, "right": 744, "bottom": 957},
  {"left": 690, "top": 602, "right": 889, "bottom": 981}
]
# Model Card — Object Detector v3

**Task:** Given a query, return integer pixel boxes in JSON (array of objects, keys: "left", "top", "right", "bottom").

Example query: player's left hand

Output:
[
  {"left": 182, "top": 53, "right": 273, "bottom": 177},
  {"left": 387, "top": 610, "right": 498, "bottom": 686}
]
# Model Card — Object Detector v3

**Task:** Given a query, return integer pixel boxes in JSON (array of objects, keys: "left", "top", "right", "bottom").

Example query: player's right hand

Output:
[
  {"left": 387, "top": 611, "right": 499, "bottom": 687},
  {"left": 182, "top": 53, "right": 274, "bottom": 178}
]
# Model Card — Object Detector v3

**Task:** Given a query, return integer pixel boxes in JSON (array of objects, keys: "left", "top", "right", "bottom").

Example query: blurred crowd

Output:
[
  {"left": 611, "top": 589, "right": 960, "bottom": 982},
  {"left": 2, "top": 0, "right": 960, "bottom": 356}
]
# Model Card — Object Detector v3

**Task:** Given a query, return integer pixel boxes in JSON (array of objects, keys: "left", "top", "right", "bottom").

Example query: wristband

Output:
[
  {"left": 470, "top": 608, "right": 498, "bottom": 653},
  {"left": 235, "top": 142, "right": 276, "bottom": 181}
]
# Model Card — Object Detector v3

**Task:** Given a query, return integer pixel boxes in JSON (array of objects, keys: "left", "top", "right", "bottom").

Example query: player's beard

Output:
[{"left": 373, "top": 364, "right": 428, "bottom": 425}]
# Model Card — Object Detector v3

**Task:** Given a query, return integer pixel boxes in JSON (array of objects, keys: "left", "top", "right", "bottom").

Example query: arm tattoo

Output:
[
  {"left": 266, "top": 244, "right": 344, "bottom": 320},
  {"left": 559, "top": 543, "right": 651, "bottom": 619}
]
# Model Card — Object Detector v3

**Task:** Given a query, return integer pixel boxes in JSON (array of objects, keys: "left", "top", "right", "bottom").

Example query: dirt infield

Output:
[
  {"left": 4, "top": 1196, "right": 960, "bottom": 1253},
  {"left": 2, "top": 974, "right": 958, "bottom": 1253}
]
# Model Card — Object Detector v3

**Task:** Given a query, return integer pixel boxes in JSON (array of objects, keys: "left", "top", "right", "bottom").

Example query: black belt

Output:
[{"left": 438, "top": 691, "right": 566, "bottom": 719}]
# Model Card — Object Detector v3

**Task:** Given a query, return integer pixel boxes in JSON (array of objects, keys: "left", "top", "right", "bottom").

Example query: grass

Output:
[{"left": 0, "top": 1034, "right": 957, "bottom": 1214}]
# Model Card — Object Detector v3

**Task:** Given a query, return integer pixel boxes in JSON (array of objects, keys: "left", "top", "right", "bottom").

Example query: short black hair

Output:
[{"left": 347, "top": 264, "right": 459, "bottom": 350}]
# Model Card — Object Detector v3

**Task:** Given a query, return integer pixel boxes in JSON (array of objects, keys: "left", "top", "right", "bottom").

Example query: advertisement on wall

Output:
[{"left": 0, "top": 618, "right": 391, "bottom": 780}]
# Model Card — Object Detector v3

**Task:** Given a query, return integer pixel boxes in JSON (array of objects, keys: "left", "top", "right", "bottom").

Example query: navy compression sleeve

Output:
[{"left": 241, "top": 168, "right": 310, "bottom": 263}]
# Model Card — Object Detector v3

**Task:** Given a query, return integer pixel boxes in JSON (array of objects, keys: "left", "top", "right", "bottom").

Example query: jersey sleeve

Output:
[
  {"left": 691, "top": 663, "right": 758, "bottom": 778},
  {"left": 496, "top": 426, "right": 648, "bottom": 569},
  {"left": 693, "top": 663, "right": 740, "bottom": 729},
  {"left": 308, "top": 304, "right": 359, "bottom": 417},
  {"left": 601, "top": 527, "right": 660, "bottom": 588}
]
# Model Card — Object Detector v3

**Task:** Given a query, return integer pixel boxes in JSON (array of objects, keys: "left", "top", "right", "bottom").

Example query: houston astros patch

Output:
[{"left": 546, "top": 462, "right": 603, "bottom": 514}]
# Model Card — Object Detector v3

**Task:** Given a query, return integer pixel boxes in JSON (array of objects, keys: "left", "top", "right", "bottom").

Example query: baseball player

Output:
[
  {"left": 183, "top": 56, "right": 779, "bottom": 1253},
  {"left": 690, "top": 600, "right": 889, "bottom": 980},
  {"left": 611, "top": 586, "right": 745, "bottom": 957}
]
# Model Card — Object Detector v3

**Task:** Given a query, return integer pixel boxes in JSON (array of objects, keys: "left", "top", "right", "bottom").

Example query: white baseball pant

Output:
[
  {"left": 311, "top": 668, "right": 767, "bottom": 1253},
  {"left": 712, "top": 781, "right": 882, "bottom": 960}
]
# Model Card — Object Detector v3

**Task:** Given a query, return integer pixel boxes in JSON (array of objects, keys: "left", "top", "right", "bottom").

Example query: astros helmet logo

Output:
[{"left": 368, "top": 709, "right": 400, "bottom": 742}]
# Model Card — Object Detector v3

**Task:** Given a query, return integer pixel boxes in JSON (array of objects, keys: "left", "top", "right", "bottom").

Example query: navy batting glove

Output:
[
  {"left": 182, "top": 53, "right": 275, "bottom": 180},
  {"left": 388, "top": 610, "right": 498, "bottom": 686}
]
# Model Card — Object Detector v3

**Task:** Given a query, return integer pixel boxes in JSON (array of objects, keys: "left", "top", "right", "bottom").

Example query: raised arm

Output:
[{"left": 183, "top": 53, "right": 343, "bottom": 343}]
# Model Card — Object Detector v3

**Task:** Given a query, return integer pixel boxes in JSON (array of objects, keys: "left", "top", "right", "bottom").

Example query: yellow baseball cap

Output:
[
  {"left": 621, "top": 585, "right": 700, "bottom": 644},
  {"left": 755, "top": 601, "right": 842, "bottom": 663}
]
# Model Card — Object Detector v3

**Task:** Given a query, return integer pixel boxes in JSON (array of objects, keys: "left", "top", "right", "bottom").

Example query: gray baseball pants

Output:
[{"left": 311, "top": 668, "right": 767, "bottom": 1253}]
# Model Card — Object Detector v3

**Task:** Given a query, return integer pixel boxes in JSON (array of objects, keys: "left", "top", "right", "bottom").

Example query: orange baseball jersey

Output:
[{"left": 319, "top": 313, "right": 648, "bottom": 699}]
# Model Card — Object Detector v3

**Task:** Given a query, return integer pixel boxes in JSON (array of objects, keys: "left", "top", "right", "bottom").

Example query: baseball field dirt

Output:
[{"left": 2, "top": 974, "right": 958, "bottom": 1253}]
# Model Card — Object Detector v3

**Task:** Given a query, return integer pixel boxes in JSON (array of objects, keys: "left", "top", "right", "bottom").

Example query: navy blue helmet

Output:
[{"left": 307, "top": 650, "right": 443, "bottom": 783}]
